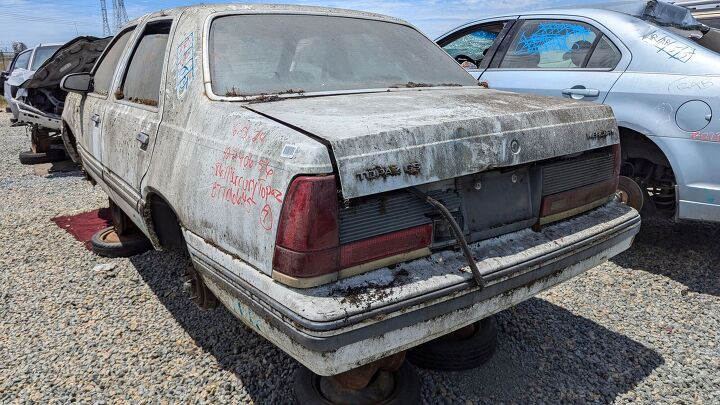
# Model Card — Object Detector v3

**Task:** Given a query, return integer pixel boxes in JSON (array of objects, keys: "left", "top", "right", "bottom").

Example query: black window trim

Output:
[
  {"left": 113, "top": 17, "right": 174, "bottom": 111},
  {"left": 490, "top": 18, "right": 622, "bottom": 72},
  {"left": 437, "top": 17, "right": 518, "bottom": 71}
]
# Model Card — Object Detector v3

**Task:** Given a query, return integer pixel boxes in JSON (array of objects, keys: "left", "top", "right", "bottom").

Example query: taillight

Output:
[
  {"left": 538, "top": 144, "right": 620, "bottom": 224},
  {"left": 273, "top": 175, "right": 339, "bottom": 279},
  {"left": 273, "top": 176, "right": 433, "bottom": 286},
  {"left": 340, "top": 225, "right": 432, "bottom": 268}
]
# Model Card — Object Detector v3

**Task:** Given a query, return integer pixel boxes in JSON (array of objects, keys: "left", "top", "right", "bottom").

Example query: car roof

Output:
[{"left": 131, "top": 3, "right": 408, "bottom": 27}]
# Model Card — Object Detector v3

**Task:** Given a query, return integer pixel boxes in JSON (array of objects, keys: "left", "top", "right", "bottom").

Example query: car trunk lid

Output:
[{"left": 247, "top": 87, "right": 618, "bottom": 199}]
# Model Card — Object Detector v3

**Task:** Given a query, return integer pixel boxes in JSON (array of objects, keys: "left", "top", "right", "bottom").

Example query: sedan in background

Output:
[{"left": 438, "top": 0, "right": 720, "bottom": 222}]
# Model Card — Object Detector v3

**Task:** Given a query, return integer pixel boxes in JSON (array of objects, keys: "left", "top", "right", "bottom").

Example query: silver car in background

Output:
[
  {"left": 437, "top": 0, "right": 720, "bottom": 222},
  {"left": 2, "top": 43, "right": 62, "bottom": 123}
]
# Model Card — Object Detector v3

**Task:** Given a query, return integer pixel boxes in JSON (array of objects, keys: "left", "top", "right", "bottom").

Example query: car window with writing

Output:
[
  {"left": 441, "top": 23, "right": 505, "bottom": 69},
  {"left": 501, "top": 20, "right": 597, "bottom": 69}
]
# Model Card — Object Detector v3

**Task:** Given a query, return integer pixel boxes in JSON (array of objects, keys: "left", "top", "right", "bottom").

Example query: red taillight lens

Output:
[
  {"left": 273, "top": 176, "right": 434, "bottom": 285},
  {"left": 273, "top": 175, "right": 339, "bottom": 278},
  {"left": 340, "top": 225, "right": 432, "bottom": 268},
  {"left": 539, "top": 144, "right": 621, "bottom": 220}
]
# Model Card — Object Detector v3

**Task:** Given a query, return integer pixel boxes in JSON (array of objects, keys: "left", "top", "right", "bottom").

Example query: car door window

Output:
[
  {"left": 117, "top": 20, "right": 171, "bottom": 107},
  {"left": 13, "top": 50, "right": 31, "bottom": 71},
  {"left": 586, "top": 36, "right": 621, "bottom": 69},
  {"left": 93, "top": 27, "right": 136, "bottom": 96},
  {"left": 439, "top": 22, "right": 508, "bottom": 69},
  {"left": 501, "top": 20, "right": 598, "bottom": 69}
]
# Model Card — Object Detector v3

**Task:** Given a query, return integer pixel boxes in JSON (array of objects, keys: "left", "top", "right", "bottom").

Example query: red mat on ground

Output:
[{"left": 51, "top": 208, "right": 112, "bottom": 250}]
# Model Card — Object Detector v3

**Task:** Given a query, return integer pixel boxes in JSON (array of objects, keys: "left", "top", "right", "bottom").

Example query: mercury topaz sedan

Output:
[{"left": 59, "top": 4, "right": 640, "bottom": 402}]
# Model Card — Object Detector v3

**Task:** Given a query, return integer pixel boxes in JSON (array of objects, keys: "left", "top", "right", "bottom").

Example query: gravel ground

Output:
[{"left": 0, "top": 111, "right": 718, "bottom": 404}]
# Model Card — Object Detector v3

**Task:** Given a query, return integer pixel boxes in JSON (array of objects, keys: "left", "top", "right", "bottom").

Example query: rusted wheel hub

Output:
[
  {"left": 617, "top": 175, "right": 645, "bottom": 212},
  {"left": 109, "top": 199, "right": 135, "bottom": 236},
  {"left": 294, "top": 352, "right": 420, "bottom": 404},
  {"left": 182, "top": 265, "right": 218, "bottom": 310}
]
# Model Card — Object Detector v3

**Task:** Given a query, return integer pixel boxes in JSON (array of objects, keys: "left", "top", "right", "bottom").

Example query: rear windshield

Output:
[
  {"left": 31, "top": 45, "right": 61, "bottom": 70},
  {"left": 208, "top": 15, "right": 477, "bottom": 96}
]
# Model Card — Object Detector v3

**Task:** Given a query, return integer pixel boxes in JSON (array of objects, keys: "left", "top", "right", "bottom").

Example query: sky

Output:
[{"left": 0, "top": 0, "right": 606, "bottom": 50}]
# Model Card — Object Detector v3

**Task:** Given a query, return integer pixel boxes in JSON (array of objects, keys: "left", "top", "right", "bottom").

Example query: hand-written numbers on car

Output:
[
  {"left": 355, "top": 162, "right": 421, "bottom": 181},
  {"left": 232, "top": 122, "right": 267, "bottom": 143},
  {"left": 209, "top": 122, "right": 282, "bottom": 231},
  {"left": 641, "top": 31, "right": 695, "bottom": 63}
]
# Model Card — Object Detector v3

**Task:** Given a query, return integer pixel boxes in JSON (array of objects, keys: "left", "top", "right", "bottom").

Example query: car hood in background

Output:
[
  {"left": 7, "top": 68, "right": 35, "bottom": 88},
  {"left": 247, "top": 87, "right": 619, "bottom": 199},
  {"left": 21, "top": 36, "right": 111, "bottom": 89}
]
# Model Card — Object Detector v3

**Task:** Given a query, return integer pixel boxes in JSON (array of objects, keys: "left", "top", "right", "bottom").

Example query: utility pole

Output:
[
  {"left": 100, "top": 0, "right": 111, "bottom": 36},
  {"left": 112, "top": 0, "right": 129, "bottom": 32}
]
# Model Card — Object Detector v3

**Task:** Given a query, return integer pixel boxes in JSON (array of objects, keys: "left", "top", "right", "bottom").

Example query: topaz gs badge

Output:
[
  {"left": 355, "top": 162, "right": 421, "bottom": 181},
  {"left": 587, "top": 129, "right": 614, "bottom": 140}
]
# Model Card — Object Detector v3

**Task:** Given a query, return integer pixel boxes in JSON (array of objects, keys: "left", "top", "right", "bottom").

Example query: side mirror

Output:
[{"left": 61, "top": 72, "right": 92, "bottom": 94}]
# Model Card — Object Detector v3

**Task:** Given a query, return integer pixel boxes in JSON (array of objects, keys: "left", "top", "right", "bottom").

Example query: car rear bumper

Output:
[{"left": 186, "top": 201, "right": 640, "bottom": 375}]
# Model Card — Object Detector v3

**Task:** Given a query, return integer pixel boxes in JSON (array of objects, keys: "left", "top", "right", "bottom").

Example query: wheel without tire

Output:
[
  {"left": 407, "top": 315, "right": 498, "bottom": 371},
  {"left": 109, "top": 198, "right": 136, "bottom": 236},
  {"left": 18, "top": 149, "right": 65, "bottom": 165},
  {"left": 294, "top": 362, "right": 420, "bottom": 405},
  {"left": 91, "top": 226, "right": 152, "bottom": 258},
  {"left": 182, "top": 265, "right": 218, "bottom": 310},
  {"left": 617, "top": 175, "right": 644, "bottom": 212}
]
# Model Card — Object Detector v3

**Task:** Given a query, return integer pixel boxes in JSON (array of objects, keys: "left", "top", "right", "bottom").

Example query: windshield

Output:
[
  {"left": 12, "top": 50, "right": 31, "bottom": 71},
  {"left": 30, "top": 45, "right": 61, "bottom": 70},
  {"left": 209, "top": 15, "right": 477, "bottom": 96}
]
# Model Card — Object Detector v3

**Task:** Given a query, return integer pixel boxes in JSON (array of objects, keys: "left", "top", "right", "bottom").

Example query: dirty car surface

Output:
[{"left": 61, "top": 4, "right": 640, "bottom": 376}]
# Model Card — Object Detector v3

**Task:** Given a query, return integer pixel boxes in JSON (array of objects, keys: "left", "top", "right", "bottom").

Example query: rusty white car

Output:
[{"left": 60, "top": 4, "right": 640, "bottom": 402}]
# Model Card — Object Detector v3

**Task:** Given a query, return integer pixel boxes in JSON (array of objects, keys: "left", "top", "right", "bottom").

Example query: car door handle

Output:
[
  {"left": 562, "top": 88, "right": 600, "bottom": 98},
  {"left": 90, "top": 114, "right": 101, "bottom": 124},
  {"left": 136, "top": 132, "right": 150, "bottom": 147}
]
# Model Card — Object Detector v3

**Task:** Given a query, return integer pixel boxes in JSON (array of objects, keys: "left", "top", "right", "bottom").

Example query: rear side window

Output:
[
  {"left": 501, "top": 20, "right": 598, "bottom": 69},
  {"left": 13, "top": 50, "right": 31, "bottom": 71},
  {"left": 586, "top": 36, "right": 621, "bottom": 69},
  {"left": 117, "top": 20, "right": 172, "bottom": 107},
  {"left": 93, "top": 28, "right": 135, "bottom": 96}
]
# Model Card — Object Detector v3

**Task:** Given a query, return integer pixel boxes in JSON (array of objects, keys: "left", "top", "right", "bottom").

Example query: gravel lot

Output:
[{"left": 1, "top": 111, "right": 718, "bottom": 404}]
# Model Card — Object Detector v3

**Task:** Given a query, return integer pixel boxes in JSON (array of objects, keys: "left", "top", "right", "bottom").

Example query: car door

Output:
[
  {"left": 480, "top": 17, "right": 631, "bottom": 103},
  {"left": 101, "top": 19, "right": 173, "bottom": 211},
  {"left": 437, "top": 17, "right": 518, "bottom": 80},
  {"left": 79, "top": 27, "right": 137, "bottom": 179}
]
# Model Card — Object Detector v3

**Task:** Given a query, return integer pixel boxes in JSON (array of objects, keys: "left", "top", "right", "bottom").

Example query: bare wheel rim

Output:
[{"left": 618, "top": 175, "right": 645, "bottom": 211}]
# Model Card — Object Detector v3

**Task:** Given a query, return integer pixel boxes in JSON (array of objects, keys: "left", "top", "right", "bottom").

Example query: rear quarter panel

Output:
[
  {"left": 603, "top": 17, "right": 720, "bottom": 213},
  {"left": 142, "top": 8, "right": 333, "bottom": 275}
]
